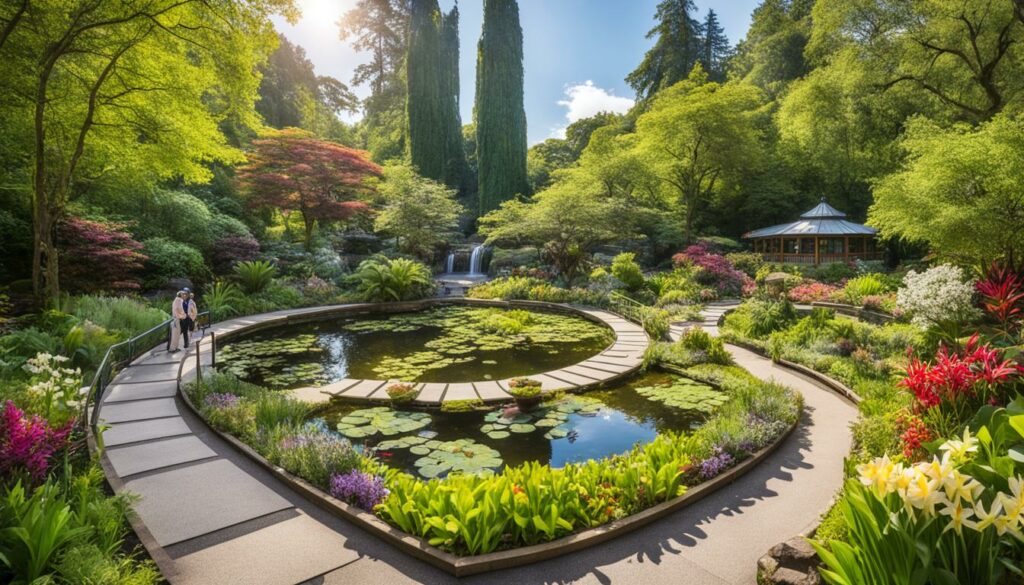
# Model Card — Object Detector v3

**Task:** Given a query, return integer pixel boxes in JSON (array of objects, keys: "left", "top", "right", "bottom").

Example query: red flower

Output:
[
  {"left": 898, "top": 334, "right": 1021, "bottom": 409},
  {"left": 976, "top": 263, "right": 1024, "bottom": 328}
]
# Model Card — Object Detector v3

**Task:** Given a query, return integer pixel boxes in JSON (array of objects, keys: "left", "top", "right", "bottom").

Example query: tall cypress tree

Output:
[
  {"left": 626, "top": 0, "right": 703, "bottom": 101},
  {"left": 406, "top": 0, "right": 445, "bottom": 180},
  {"left": 701, "top": 9, "right": 731, "bottom": 81},
  {"left": 476, "top": 0, "right": 529, "bottom": 216},
  {"left": 440, "top": 5, "right": 468, "bottom": 191}
]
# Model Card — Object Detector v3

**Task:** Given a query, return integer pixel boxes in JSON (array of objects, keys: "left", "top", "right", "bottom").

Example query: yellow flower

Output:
[
  {"left": 994, "top": 512, "right": 1021, "bottom": 538},
  {"left": 942, "top": 469, "right": 984, "bottom": 504},
  {"left": 906, "top": 471, "right": 945, "bottom": 517},
  {"left": 919, "top": 453, "right": 955, "bottom": 484},
  {"left": 1003, "top": 477, "right": 1024, "bottom": 518},
  {"left": 939, "top": 428, "right": 979, "bottom": 461},
  {"left": 857, "top": 456, "right": 896, "bottom": 495},
  {"left": 973, "top": 499, "right": 1003, "bottom": 532},
  {"left": 940, "top": 498, "right": 975, "bottom": 534}
]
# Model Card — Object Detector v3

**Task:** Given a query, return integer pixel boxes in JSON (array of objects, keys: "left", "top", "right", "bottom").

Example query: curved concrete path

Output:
[{"left": 96, "top": 302, "right": 855, "bottom": 585}]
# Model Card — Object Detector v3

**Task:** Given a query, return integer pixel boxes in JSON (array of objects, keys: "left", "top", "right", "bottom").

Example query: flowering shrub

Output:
[
  {"left": 787, "top": 281, "right": 840, "bottom": 303},
  {"left": 0, "top": 400, "right": 74, "bottom": 482},
  {"left": 698, "top": 447, "right": 734, "bottom": 480},
  {"left": 673, "top": 244, "right": 751, "bottom": 297},
  {"left": 203, "top": 393, "right": 239, "bottom": 410},
  {"left": 975, "top": 263, "right": 1024, "bottom": 333},
  {"left": 23, "top": 353, "right": 82, "bottom": 422},
  {"left": 896, "top": 413, "right": 932, "bottom": 460},
  {"left": 57, "top": 217, "right": 147, "bottom": 293},
  {"left": 897, "top": 264, "right": 980, "bottom": 328},
  {"left": 899, "top": 335, "right": 1020, "bottom": 410},
  {"left": 268, "top": 424, "right": 362, "bottom": 489},
  {"left": 330, "top": 470, "right": 389, "bottom": 510}
]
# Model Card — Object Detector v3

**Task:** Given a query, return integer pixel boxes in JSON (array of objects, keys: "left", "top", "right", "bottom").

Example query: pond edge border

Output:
[
  {"left": 177, "top": 323, "right": 798, "bottom": 577},
  {"left": 178, "top": 382, "right": 797, "bottom": 577}
]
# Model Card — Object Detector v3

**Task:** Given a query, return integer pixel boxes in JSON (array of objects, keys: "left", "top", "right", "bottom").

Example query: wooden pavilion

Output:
[{"left": 743, "top": 199, "right": 882, "bottom": 265}]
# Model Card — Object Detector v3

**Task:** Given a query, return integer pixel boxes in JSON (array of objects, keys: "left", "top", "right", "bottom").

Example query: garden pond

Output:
[
  {"left": 218, "top": 305, "right": 615, "bottom": 388},
  {"left": 316, "top": 372, "right": 729, "bottom": 479}
]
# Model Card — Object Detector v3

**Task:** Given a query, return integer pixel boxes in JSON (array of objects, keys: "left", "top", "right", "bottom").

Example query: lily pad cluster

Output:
[
  {"left": 340, "top": 306, "right": 613, "bottom": 380},
  {"left": 634, "top": 377, "right": 728, "bottom": 413},
  {"left": 480, "top": 396, "right": 603, "bottom": 440},
  {"left": 411, "top": 438, "right": 503, "bottom": 478},
  {"left": 335, "top": 407, "right": 432, "bottom": 439},
  {"left": 219, "top": 335, "right": 326, "bottom": 388}
]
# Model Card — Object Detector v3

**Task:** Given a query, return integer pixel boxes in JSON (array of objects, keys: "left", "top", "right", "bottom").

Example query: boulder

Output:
[{"left": 757, "top": 537, "right": 821, "bottom": 585}]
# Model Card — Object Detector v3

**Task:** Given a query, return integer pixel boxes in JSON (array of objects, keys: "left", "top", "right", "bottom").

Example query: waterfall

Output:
[
  {"left": 445, "top": 252, "right": 455, "bottom": 274},
  {"left": 468, "top": 245, "right": 485, "bottom": 275}
]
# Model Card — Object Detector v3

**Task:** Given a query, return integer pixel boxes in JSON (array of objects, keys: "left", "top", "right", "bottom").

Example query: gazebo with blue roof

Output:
[{"left": 742, "top": 198, "right": 881, "bottom": 265}]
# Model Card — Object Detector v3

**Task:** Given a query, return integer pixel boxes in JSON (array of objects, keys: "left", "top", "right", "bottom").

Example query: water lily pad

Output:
[
  {"left": 336, "top": 407, "right": 431, "bottom": 439},
  {"left": 486, "top": 430, "right": 510, "bottom": 439},
  {"left": 635, "top": 377, "right": 728, "bottom": 413},
  {"left": 410, "top": 445, "right": 431, "bottom": 455},
  {"left": 408, "top": 438, "right": 503, "bottom": 479},
  {"left": 509, "top": 423, "right": 535, "bottom": 433},
  {"left": 545, "top": 426, "right": 569, "bottom": 439}
]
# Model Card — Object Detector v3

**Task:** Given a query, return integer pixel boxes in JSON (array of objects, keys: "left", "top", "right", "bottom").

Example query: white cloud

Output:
[{"left": 556, "top": 80, "right": 634, "bottom": 126}]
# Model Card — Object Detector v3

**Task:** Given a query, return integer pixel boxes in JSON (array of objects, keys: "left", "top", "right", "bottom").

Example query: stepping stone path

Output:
[{"left": 96, "top": 301, "right": 856, "bottom": 584}]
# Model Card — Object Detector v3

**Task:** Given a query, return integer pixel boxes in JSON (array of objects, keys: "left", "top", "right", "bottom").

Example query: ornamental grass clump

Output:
[
  {"left": 267, "top": 424, "right": 362, "bottom": 489},
  {"left": 330, "top": 470, "right": 389, "bottom": 511}
]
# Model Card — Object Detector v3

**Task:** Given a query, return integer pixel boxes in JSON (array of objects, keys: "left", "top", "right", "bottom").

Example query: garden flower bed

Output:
[{"left": 180, "top": 345, "right": 801, "bottom": 574}]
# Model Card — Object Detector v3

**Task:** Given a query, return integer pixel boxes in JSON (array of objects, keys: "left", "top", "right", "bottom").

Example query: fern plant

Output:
[
  {"left": 203, "top": 281, "right": 244, "bottom": 320},
  {"left": 352, "top": 257, "right": 434, "bottom": 302},
  {"left": 233, "top": 260, "right": 276, "bottom": 294}
]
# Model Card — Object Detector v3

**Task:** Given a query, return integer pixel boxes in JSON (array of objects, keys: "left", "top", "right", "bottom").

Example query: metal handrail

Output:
[
  {"left": 607, "top": 291, "right": 649, "bottom": 329},
  {"left": 85, "top": 310, "right": 210, "bottom": 432}
]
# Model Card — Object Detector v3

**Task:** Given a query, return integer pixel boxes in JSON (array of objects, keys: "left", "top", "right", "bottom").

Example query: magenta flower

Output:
[{"left": 0, "top": 400, "right": 74, "bottom": 481}]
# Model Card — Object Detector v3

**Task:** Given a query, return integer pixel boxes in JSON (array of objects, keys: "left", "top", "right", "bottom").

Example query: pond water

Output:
[
  {"left": 316, "top": 372, "right": 727, "bottom": 479},
  {"left": 218, "top": 305, "right": 614, "bottom": 388}
]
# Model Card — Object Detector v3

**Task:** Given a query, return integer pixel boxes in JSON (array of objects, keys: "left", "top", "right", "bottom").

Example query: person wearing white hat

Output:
[{"left": 179, "top": 287, "right": 195, "bottom": 349}]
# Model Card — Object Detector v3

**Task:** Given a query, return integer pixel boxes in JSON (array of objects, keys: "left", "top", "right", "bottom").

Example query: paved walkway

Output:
[{"left": 96, "top": 303, "right": 855, "bottom": 585}]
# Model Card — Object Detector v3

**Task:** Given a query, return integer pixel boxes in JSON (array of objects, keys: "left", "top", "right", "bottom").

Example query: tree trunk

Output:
[{"left": 303, "top": 213, "right": 315, "bottom": 250}]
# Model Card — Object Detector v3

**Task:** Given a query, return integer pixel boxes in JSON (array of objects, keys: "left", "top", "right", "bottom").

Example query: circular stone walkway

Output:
[
  {"left": 227, "top": 302, "right": 649, "bottom": 406},
  {"left": 94, "top": 300, "right": 855, "bottom": 585}
]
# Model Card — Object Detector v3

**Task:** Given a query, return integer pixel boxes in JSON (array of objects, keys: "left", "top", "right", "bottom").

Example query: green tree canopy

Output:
[
  {"left": 374, "top": 162, "right": 463, "bottom": 261},
  {"left": 870, "top": 114, "right": 1024, "bottom": 267},
  {"left": 635, "top": 68, "right": 765, "bottom": 243},
  {"left": 476, "top": 0, "right": 529, "bottom": 215},
  {"left": 627, "top": 0, "right": 703, "bottom": 101}
]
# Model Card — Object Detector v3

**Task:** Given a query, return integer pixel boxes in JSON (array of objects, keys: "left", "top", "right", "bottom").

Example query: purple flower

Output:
[
  {"left": 330, "top": 470, "right": 389, "bottom": 510},
  {"left": 698, "top": 447, "right": 735, "bottom": 480},
  {"left": 204, "top": 393, "right": 239, "bottom": 410}
]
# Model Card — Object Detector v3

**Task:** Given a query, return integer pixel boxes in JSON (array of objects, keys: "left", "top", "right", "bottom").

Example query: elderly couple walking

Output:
[{"left": 168, "top": 288, "right": 198, "bottom": 353}]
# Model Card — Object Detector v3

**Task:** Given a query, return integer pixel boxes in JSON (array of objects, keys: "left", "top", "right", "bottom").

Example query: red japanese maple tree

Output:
[
  {"left": 57, "top": 217, "right": 147, "bottom": 293},
  {"left": 238, "top": 129, "right": 382, "bottom": 248}
]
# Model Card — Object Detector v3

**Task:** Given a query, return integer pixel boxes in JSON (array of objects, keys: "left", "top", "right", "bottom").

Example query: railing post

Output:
[{"left": 211, "top": 331, "right": 217, "bottom": 369}]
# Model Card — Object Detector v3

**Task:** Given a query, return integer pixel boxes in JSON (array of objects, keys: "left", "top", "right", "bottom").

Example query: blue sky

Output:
[{"left": 273, "top": 0, "right": 760, "bottom": 144}]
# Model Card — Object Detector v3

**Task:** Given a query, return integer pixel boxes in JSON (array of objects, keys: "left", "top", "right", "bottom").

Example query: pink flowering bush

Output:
[
  {"left": 673, "top": 244, "right": 750, "bottom": 297},
  {"left": 787, "top": 281, "right": 840, "bottom": 304},
  {"left": 0, "top": 400, "right": 74, "bottom": 482}
]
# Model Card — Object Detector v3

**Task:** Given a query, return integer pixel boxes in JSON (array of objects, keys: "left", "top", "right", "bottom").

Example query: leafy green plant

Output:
[
  {"left": 0, "top": 481, "right": 90, "bottom": 584},
  {"left": 640, "top": 306, "right": 671, "bottom": 340},
  {"left": 507, "top": 378, "right": 542, "bottom": 398},
  {"left": 233, "top": 260, "right": 277, "bottom": 294},
  {"left": 253, "top": 392, "right": 309, "bottom": 431},
  {"left": 203, "top": 281, "right": 245, "bottom": 320},
  {"left": 352, "top": 256, "right": 434, "bottom": 302},
  {"left": 843, "top": 274, "right": 887, "bottom": 304},
  {"left": 440, "top": 399, "right": 484, "bottom": 413},
  {"left": 676, "top": 327, "right": 732, "bottom": 365},
  {"left": 385, "top": 383, "right": 418, "bottom": 404},
  {"left": 611, "top": 252, "right": 645, "bottom": 290}
]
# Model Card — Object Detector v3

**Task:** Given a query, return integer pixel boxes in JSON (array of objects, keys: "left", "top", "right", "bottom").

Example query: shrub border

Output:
[{"left": 176, "top": 334, "right": 798, "bottom": 577}]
